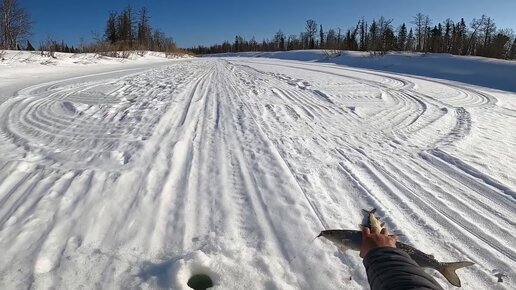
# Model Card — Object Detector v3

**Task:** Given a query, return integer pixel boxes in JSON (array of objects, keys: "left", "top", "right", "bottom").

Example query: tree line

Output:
[
  {"left": 1, "top": 1, "right": 179, "bottom": 57},
  {"left": 102, "top": 5, "right": 176, "bottom": 53},
  {"left": 189, "top": 14, "right": 516, "bottom": 60},
  {"left": 2, "top": 0, "right": 515, "bottom": 60}
]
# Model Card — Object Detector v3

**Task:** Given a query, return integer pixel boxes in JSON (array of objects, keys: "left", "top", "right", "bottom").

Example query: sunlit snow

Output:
[{"left": 0, "top": 51, "right": 515, "bottom": 289}]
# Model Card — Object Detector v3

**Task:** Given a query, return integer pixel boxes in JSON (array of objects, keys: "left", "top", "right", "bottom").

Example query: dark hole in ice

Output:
[{"left": 187, "top": 274, "right": 213, "bottom": 290}]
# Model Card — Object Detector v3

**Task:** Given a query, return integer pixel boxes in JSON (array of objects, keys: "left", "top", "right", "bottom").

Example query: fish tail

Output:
[
  {"left": 362, "top": 208, "right": 376, "bottom": 215},
  {"left": 438, "top": 261, "right": 474, "bottom": 287}
]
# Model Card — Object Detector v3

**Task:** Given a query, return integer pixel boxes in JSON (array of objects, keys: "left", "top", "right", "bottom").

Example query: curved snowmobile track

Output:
[{"left": 0, "top": 57, "right": 514, "bottom": 289}]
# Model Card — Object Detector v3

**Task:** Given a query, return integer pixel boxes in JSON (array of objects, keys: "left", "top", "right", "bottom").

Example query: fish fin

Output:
[
  {"left": 362, "top": 208, "right": 376, "bottom": 216},
  {"left": 391, "top": 231, "right": 404, "bottom": 237},
  {"left": 362, "top": 208, "right": 376, "bottom": 215},
  {"left": 438, "top": 261, "right": 475, "bottom": 287}
]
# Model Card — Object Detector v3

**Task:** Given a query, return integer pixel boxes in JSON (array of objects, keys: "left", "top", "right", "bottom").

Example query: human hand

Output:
[{"left": 360, "top": 226, "right": 397, "bottom": 258}]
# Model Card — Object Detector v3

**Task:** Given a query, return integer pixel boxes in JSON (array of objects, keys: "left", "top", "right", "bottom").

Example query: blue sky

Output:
[{"left": 24, "top": 0, "right": 516, "bottom": 48}]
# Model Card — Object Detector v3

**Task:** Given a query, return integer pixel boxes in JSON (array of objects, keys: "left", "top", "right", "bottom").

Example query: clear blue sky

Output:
[{"left": 24, "top": 0, "right": 516, "bottom": 48}]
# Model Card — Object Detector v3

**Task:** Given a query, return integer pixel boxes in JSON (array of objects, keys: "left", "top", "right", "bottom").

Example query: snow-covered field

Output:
[
  {"left": 0, "top": 51, "right": 515, "bottom": 289},
  {"left": 212, "top": 50, "right": 516, "bottom": 92}
]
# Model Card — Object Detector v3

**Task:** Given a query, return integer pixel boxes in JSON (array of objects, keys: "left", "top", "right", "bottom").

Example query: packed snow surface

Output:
[
  {"left": 213, "top": 50, "right": 516, "bottom": 93},
  {"left": 0, "top": 51, "right": 515, "bottom": 289}
]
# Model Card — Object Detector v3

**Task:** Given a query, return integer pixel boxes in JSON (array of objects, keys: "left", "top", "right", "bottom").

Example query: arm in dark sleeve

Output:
[{"left": 363, "top": 247, "right": 444, "bottom": 290}]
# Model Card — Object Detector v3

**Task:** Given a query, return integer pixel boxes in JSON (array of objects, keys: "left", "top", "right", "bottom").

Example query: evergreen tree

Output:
[
  {"left": 319, "top": 24, "right": 324, "bottom": 48},
  {"left": 509, "top": 38, "right": 516, "bottom": 59},
  {"left": 453, "top": 18, "right": 467, "bottom": 55},
  {"left": 406, "top": 28, "right": 415, "bottom": 51},
  {"left": 233, "top": 35, "right": 246, "bottom": 52},
  {"left": 443, "top": 19, "right": 453, "bottom": 52},
  {"left": 26, "top": 40, "right": 34, "bottom": 51},
  {"left": 359, "top": 18, "right": 367, "bottom": 51},
  {"left": 429, "top": 25, "right": 441, "bottom": 52},
  {"left": 137, "top": 7, "right": 151, "bottom": 49},
  {"left": 437, "top": 23, "right": 443, "bottom": 51},
  {"left": 490, "top": 33, "right": 510, "bottom": 59},
  {"left": 105, "top": 11, "right": 118, "bottom": 44},
  {"left": 344, "top": 26, "right": 359, "bottom": 51},
  {"left": 368, "top": 19, "right": 378, "bottom": 51},
  {"left": 397, "top": 23, "right": 407, "bottom": 50},
  {"left": 383, "top": 26, "right": 396, "bottom": 52}
]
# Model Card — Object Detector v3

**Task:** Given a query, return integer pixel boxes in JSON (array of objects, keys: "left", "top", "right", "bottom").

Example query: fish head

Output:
[
  {"left": 318, "top": 230, "right": 362, "bottom": 251},
  {"left": 362, "top": 208, "right": 383, "bottom": 229}
]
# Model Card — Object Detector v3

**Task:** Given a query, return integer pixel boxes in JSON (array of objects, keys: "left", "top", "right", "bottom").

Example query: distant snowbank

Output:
[
  {"left": 210, "top": 50, "right": 516, "bottom": 92},
  {"left": 0, "top": 50, "right": 191, "bottom": 66},
  {"left": 0, "top": 51, "right": 192, "bottom": 92}
]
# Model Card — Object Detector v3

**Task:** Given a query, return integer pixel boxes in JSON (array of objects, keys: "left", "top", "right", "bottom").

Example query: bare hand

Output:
[{"left": 360, "top": 226, "right": 397, "bottom": 258}]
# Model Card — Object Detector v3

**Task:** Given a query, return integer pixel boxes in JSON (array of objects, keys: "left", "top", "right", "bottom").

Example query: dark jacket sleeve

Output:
[{"left": 363, "top": 247, "right": 444, "bottom": 290}]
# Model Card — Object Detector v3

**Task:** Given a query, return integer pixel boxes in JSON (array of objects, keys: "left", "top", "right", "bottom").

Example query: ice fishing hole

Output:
[{"left": 187, "top": 273, "right": 213, "bottom": 290}]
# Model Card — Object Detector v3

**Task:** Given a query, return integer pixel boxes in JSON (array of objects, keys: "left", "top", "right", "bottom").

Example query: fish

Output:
[
  {"left": 318, "top": 229, "right": 475, "bottom": 287},
  {"left": 318, "top": 229, "right": 363, "bottom": 252},
  {"left": 361, "top": 208, "right": 385, "bottom": 229}
]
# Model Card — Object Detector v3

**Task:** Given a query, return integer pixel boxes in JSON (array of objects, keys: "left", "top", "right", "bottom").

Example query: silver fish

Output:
[{"left": 318, "top": 229, "right": 474, "bottom": 287}]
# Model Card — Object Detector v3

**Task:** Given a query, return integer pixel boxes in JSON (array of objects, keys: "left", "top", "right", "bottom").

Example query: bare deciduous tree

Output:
[
  {"left": 305, "top": 19, "right": 317, "bottom": 49},
  {"left": 480, "top": 16, "right": 496, "bottom": 55},
  {"left": 273, "top": 30, "right": 285, "bottom": 51},
  {"left": 466, "top": 15, "right": 487, "bottom": 55},
  {"left": 412, "top": 13, "right": 431, "bottom": 52},
  {"left": 0, "top": 0, "right": 31, "bottom": 49},
  {"left": 137, "top": 7, "right": 151, "bottom": 49}
]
